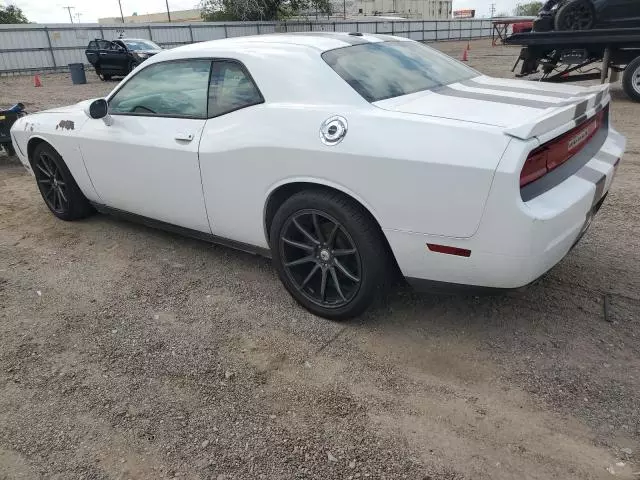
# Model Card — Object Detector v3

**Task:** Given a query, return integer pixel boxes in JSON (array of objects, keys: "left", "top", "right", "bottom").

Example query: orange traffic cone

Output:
[
  {"left": 34, "top": 74, "right": 42, "bottom": 87},
  {"left": 462, "top": 48, "right": 469, "bottom": 62}
]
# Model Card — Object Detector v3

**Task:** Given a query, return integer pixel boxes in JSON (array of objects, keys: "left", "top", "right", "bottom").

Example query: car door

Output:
[
  {"left": 112, "top": 40, "right": 133, "bottom": 73},
  {"left": 597, "top": 0, "right": 640, "bottom": 26},
  {"left": 79, "top": 59, "right": 213, "bottom": 234},
  {"left": 197, "top": 60, "right": 266, "bottom": 243},
  {"left": 96, "top": 40, "right": 119, "bottom": 73},
  {"left": 85, "top": 40, "right": 99, "bottom": 66}
]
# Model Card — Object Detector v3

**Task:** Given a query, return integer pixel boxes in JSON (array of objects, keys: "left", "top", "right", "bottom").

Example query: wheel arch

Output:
[
  {"left": 263, "top": 179, "right": 402, "bottom": 277},
  {"left": 26, "top": 135, "right": 53, "bottom": 166}
]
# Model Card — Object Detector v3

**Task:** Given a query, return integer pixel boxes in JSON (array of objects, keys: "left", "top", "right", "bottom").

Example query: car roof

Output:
[{"left": 170, "top": 32, "right": 410, "bottom": 55}]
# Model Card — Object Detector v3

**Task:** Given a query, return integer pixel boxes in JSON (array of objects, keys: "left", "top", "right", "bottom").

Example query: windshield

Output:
[
  {"left": 322, "top": 41, "right": 479, "bottom": 102},
  {"left": 123, "top": 39, "right": 161, "bottom": 51}
]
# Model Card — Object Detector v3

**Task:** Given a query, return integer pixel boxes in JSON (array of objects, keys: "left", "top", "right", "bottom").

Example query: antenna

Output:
[{"left": 62, "top": 6, "right": 75, "bottom": 23}]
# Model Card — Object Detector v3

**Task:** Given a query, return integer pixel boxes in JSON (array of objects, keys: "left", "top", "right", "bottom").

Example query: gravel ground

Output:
[{"left": 0, "top": 39, "right": 639, "bottom": 480}]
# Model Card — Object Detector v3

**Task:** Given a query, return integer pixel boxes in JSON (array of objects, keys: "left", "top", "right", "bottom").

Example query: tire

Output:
[
  {"left": 31, "top": 142, "right": 93, "bottom": 221},
  {"left": 622, "top": 57, "right": 640, "bottom": 102},
  {"left": 554, "top": 0, "right": 596, "bottom": 31},
  {"left": 4, "top": 143, "right": 16, "bottom": 157},
  {"left": 103, "top": 74, "right": 112, "bottom": 81},
  {"left": 270, "top": 190, "right": 389, "bottom": 320}
]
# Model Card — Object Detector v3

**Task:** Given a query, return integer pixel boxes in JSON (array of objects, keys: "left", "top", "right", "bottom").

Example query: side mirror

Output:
[{"left": 85, "top": 98, "right": 113, "bottom": 126}]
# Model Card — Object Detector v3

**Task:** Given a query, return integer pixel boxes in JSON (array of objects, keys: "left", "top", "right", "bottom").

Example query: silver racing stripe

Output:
[
  {"left": 460, "top": 78, "right": 588, "bottom": 99},
  {"left": 576, "top": 166, "right": 607, "bottom": 207},
  {"left": 434, "top": 86, "right": 557, "bottom": 109},
  {"left": 574, "top": 100, "right": 588, "bottom": 119}
]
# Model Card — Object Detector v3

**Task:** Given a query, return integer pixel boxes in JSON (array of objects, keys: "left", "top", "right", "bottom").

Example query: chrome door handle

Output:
[
  {"left": 99, "top": 52, "right": 107, "bottom": 55},
  {"left": 174, "top": 132, "right": 194, "bottom": 142}
]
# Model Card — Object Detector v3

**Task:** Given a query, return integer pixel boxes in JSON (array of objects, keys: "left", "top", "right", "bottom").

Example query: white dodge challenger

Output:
[{"left": 11, "top": 32, "right": 626, "bottom": 319}]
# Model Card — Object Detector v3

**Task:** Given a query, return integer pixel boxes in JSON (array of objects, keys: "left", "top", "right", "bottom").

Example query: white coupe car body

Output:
[{"left": 11, "top": 32, "right": 626, "bottom": 317}]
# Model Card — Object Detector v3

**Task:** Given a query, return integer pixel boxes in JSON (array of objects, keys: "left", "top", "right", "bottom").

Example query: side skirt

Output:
[{"left": 91, "top": 203, "right": 272, "bottom": 258}]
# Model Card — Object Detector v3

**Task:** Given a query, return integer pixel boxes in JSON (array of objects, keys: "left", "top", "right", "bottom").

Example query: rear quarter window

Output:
[
  {"left": 87, "top": 41, "right": 97, "bottom": 49},
  {"left": 322, "top": 41, "right": 478, "bottom": 102}
]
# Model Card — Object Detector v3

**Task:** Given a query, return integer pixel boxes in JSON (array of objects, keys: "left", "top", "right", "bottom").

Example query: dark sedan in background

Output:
[
  {"left": 85, "top": 38, "right": 163, "bottom": 80},
  {"left": 534, "top": 0, "right": 640, "bottom": 31}
]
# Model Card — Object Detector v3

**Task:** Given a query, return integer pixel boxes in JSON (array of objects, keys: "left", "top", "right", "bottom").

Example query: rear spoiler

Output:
[{"left": 504, "top": 84, "right": 610, "bottom": 140}]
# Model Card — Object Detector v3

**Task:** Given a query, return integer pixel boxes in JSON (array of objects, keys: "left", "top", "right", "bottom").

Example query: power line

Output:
[{"left": 62, "top": 6, "right": 75, "bottom": 23}]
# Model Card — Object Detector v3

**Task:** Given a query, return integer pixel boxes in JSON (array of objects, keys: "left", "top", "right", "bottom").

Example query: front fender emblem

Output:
[{"left": 320, "top": 116, "right": 348, "bottom": 146}]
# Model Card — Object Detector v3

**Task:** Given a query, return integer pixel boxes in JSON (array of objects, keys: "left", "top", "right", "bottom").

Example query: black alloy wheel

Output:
[
  {"left": 279, "top": 210, "right": 362, "bottom": 309},
  {"left": 34, "top": 150, "right": 69, "bottom": 215},
  {"left": 31, "top": 142, "right": 93, "bottom": 221},
  {"left": 270, "top": 190, "right": 389, "bottom": 320},
  {"left": 555, "top": 1, "right": 595, "bottom": 30}
]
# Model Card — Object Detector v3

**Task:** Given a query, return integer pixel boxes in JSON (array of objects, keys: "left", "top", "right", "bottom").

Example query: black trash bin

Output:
[{"left": 69, "top": 63, "right": 87, "bottom": 85}]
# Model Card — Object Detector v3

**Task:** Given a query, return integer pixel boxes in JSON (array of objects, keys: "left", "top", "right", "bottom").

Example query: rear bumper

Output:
[{"left": 386, "top": 127, "right": 626, "bottom": 290}]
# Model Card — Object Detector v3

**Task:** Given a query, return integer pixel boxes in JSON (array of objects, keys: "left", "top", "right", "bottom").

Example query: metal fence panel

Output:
[
  {"left": 151, "top": 26, "right": 191, "bottom": 44},
  {"left": 0, "top": 29, "right": 48, "bottom": 50},
  {"left": 52, "top": 48, "right": 88, "bottom": 67},
  {"left": 0, "top": 19, "right": 493, "bottom": 74},
  {"left": 191, "top": 25, "right": 226, "bottom": 41}
]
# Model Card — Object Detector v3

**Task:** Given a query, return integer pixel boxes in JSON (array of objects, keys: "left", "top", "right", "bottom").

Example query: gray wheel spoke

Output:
[
  {"left": 293, "top": 218, "right": 320, "bottom": 245},
  {"left": 330, "top": 267, "right": 346, "bottom": 302},
  {"left": 320, "top": 268, "right": 327, "bottom": 302},
  {"left": 38, "top": 179, "right": 51, "bottom": 184},
  {"left": 333, "top": 248, "right": 356, "bottom": 257},
  {"left": 58, "top": 187, "right": 67, "bottom": 203},
  {"left": 283, "top": 237, "right": 314, "bottom": 252},
  {"left": 334, "top": 258, "right": 360, "bottom": 283},
  {"left": 300, "top": 264, "right": 320, "bottom": 289},
  {"left": 312, "top": 214, "right": 325, "bottom": 243},
  {"left": 284, "top": 256, "right": 315, "bottom": 268},
  {"left": 327, "top": 223, "right": 339, "bottom": 247},
  {"left": 36, "top": 164, "right": 51, "bottom": 178},
  {"left": 52, "top": 189, "right": 60, "bottom": 210}
]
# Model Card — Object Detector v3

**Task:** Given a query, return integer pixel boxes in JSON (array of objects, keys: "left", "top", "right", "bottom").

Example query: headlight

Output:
[{"left": 136, "top": 53, "right": 150, "bottom": 60}]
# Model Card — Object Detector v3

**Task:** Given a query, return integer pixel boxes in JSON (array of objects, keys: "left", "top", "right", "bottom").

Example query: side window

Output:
[
  {"left": 109, "top": 60, "right": 211, "bottom": 118},
  {"left": 88, "top": 41, "right": 97, "bottom": 49},
  {"left": 97, "top": 40, "right": 111, "bottom": 50},
  {"left": 208, "top": 61, "right": 263, "bottom": 118}
]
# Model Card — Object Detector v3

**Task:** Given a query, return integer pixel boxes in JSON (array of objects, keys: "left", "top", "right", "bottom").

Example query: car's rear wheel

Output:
[
  {"left": 31, "top": 142, "right": 93, "bottom": 221},
  {"left": 622, "top": 57, "right": 640, "bottom": 102},
  {"left": 554, "top": 0, "right": 596, "bottom": 30},
  {"left": 270, "top": 190, "right": 389, "bottom": 320}
]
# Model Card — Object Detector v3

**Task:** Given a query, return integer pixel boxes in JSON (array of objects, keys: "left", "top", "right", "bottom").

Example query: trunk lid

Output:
[{"left": 373, "top": 76, "right": 610, "bottom": 140}]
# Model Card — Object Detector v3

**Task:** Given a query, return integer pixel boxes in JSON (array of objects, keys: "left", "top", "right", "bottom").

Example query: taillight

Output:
[
  {"left": 520, "top": 107, "right": 607, "bottom": 188},
  {"left": 520, "top": 148, "right": 548, "bottom": 187}
]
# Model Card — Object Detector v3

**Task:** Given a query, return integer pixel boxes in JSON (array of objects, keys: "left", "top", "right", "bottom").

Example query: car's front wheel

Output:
[
  {"left": 31, "top": 142, "right": 93, "bottom": 221},
  {"left": 270, "top": 190, "right": 389, "bottom": 320},
  {"left": 554, "top": 0, "right": 596, "bottom": 30}
]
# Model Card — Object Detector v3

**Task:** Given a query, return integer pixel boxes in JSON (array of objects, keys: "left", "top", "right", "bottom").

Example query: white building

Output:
[{"left": 352, "top": 0, "right": 452, "bottom": 19}]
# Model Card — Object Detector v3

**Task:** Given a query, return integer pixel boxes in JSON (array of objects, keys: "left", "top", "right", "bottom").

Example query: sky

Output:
[{"left": 2, "top": 0, "right": 522, "bottom": 23}]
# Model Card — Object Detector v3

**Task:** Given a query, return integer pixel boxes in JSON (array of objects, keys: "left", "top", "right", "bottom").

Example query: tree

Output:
[
  {"left": 0, "top": 4, "right": 29, "bottom": 23},
  {"left": 200, "top": 0, "right": 331, "bottom": 21},
  {"left": 514, "top": 1, "right": 543, "bottom": 16}
]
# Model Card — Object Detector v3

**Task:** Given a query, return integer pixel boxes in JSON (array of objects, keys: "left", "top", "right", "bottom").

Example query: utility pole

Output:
[
  {"left": 490, "top": 3, "right": 496, "bottom": 18},
  {"left": 62, "top": 6, "right": 75, "bottom": 23},
  {"left": 118, "top": 0, "right": 125, "bottom": 23},
  {"left": 75, "top": 12, "right": 82, "bottom": 23},
  {"left": 165, "top": 0, "right": 172, "bottom": 22}
]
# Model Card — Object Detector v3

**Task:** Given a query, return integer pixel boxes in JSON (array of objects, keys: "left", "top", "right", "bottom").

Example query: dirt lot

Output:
[{"left": 1, "top": 39, "right": 639, "bottom": 480}]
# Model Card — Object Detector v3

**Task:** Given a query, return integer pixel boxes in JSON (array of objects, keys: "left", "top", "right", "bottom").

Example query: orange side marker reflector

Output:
[{"left": 427, "top": 244, "right": 471, "bottom": 257}]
